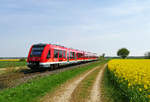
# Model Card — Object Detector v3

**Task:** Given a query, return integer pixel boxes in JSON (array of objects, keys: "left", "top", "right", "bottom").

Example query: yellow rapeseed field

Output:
[
  {"left": 0, "top": 59, "right": 20, "bottom": 61},
  {"left": 108, "top": 59, "right": 150, "bottom": 101}
]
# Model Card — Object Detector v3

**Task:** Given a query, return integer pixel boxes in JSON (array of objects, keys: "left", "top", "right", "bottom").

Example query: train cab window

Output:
[
  {"left": 30, "top": 46, "right": 45, "bottom": 57},
  {"left": 59, "top": 50, "right": 63, "bottom": 58},
  {"left": 47, "top": 50, "right": 51, "bottom": 59},
  {"left": 54, "top": 49, "right": 59, "bottom": 58},
  {"left": 63, "top": 51, "right": 66, "bottom": 58}
]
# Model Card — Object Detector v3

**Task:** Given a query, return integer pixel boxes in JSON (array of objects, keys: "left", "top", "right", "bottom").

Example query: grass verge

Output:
[
  {"left": 0, "top": 60, "right": 107, "bottom": 102},
  {"left": 71, "top": 66, "right": 101, "bottom": 102},
  {"left": 101, "top": 67, "right": 129, "bottom": 102},
  {"left": 0, "top": 61, "right": 26, "bottom": 68}
]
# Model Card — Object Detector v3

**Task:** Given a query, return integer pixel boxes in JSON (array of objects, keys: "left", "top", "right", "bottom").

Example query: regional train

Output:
[{"left": 27, "top": 43, "right": 98, "bottom": 69}]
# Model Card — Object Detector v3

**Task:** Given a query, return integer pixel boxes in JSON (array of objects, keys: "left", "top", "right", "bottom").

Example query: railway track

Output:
[{"left": 0, "top": 61, "right": 97, "bottom": 90}]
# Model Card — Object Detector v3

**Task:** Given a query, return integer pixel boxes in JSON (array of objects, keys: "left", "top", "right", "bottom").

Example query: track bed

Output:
[{"left": 0, "top": 61, "right": 97, "bottom": 90}]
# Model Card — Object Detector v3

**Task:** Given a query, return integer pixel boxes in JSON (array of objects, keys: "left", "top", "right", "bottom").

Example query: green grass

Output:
[
  {"left": 0, "top": 61, "right": 26, "bottom": 68},
  {"left": 101, "top": 67, "right": 129, "bottom": 102},
  {"left": 0, "top": 60, "right": 108, "bottom": 102}
]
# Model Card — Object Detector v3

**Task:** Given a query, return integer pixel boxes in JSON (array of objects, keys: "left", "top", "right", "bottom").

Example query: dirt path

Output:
[
  {"left": 88, "top": 64, "right": 107, "bottom": 102},
  {"left": 41, "top": 64, "right": 107, "bottom": 102}
]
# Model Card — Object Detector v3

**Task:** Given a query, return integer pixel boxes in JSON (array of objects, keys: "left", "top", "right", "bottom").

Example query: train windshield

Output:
[{"left": 30, "top": 46, "right": 45, "bottom": 57}]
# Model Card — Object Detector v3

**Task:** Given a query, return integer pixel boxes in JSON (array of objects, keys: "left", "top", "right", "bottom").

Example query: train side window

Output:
[
  {"left": 77, "top": 53, "right": 79, "bottom": 58},
  {"left": 75, "top": 52, "right": 77, "bottom": 59},
  {"left": 54, "top": 49, "right": 58, "bottom": 58},
  {"left": 80, "top": 53, "right": 83, "bottom": 58},
  {"left": 47, "top": 50, "right": 51, "bottom": 59},
  {"left": 59, "top": 50, "right": 63, "bottom": 58},
  {"left": 72, "top": 52, "right": 75, "bottom": 59},
  {"left": 77, "top": 53, "right": 82, "bottom": 58},
  {"left": 70, "top": 52, "right": 75, "bottom": 59},
  {"left": 63, "top": 51, "right": 66, "bottom": 58},
  {"left": 69, "top": 52, "right": 73, "bottom": 59},
  {"left": 67, "top": 51, "right": 69, "bottom": 58}
]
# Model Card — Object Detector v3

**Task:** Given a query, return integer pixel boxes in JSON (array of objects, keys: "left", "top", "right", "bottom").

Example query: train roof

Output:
[{"left": 32, "top": 43, "right": 97, "bottom": 56}]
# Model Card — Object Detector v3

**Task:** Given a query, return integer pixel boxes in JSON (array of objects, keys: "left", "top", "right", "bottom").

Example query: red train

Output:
[{"left": 27, "top": 43, "right": 98, "bottom": 69}]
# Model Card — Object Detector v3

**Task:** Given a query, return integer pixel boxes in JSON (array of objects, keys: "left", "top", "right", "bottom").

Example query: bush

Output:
[
  {"left": 19, "top": 58, "right": 26, "bottom": 62},
  {"left": 144, "top": 52, "right": 150, "bottom": 59}
]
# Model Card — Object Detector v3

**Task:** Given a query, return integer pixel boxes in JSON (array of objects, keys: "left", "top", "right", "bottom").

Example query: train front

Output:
[{"left": 27, "top": 44, "right": 47, "bottom": 69}]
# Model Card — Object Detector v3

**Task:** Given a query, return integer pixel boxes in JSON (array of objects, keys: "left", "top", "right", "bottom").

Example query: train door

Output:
[
  {"left": 75, "top": 52, "right": 77, "bottom": 61},
  {"left": 54, "top": 49, "right": 59, "bottom": 62},
  {"left": 63, "top": 50, "right": 67, "bottom": 61},
  {"left": 46, "top": 50, "right": 51, "bottom": 60},
  {"left": 59, "top": 50, "right": 63, "bottom": 61}
]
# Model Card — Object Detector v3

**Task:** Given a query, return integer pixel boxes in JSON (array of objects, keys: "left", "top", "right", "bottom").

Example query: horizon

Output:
[
  {"left": 1, "top": 0, "right": 150, "bottom": 57},
  {"left": 0, "top": 55, "right": 146, "bottom": 58}
]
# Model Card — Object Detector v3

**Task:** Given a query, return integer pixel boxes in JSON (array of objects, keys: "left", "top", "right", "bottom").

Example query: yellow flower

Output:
[
  {"left": 144, "top": 85, "right": 148, "bottom": 89},
  {"left": 108, "top": 59, "right": 150, "bottom": 99},
  {"left": 147, "top": 95, "right": 150, "bottom": 98},
  {"left": 139, "top": 88, "right": 142, "bottom": 92}
]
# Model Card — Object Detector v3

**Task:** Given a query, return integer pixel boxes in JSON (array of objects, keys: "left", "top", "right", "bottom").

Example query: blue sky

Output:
[{"left": 0, "top": 0, "right": 150, "bottom": 57}]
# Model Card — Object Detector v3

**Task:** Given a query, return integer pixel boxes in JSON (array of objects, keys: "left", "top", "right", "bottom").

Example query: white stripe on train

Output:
[{"left": 27, "top": 59, "right": 97, "bottom": 68}]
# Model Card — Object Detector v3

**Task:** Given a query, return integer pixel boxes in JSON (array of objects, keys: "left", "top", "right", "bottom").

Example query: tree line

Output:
[{"left": 100, "top": 48, "right": 150, "bottom": 59}]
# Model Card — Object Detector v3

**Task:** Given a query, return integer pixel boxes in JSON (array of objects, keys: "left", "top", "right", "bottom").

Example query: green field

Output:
[
  {"left": 0, "top": 60, "right": 107, "bottom": 102},
  {"left": 0, "top": 61, "right": 26, "bottom": 68}
]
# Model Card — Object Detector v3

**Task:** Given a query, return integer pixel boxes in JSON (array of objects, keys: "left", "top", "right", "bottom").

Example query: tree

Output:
[
  {"left": 144, "top": 52, "right": 150, "bottom": 59},
  {"left": 19, "top": 58, "right": 26, "bottom": 62},
  {"left": 117, "top": 48, "right": 130, "bottom": 59},
  {"left": 102, "top": 53, "right": 105, "bottom": 58},
  {"left": 98, "top": 53, "right": 105, "bottom": 60}
]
